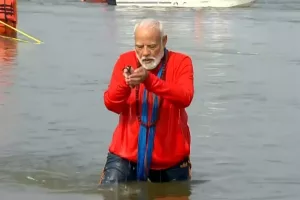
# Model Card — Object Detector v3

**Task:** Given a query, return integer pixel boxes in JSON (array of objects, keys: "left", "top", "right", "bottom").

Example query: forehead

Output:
[{"left": 135, "top": 26, "right": 161, "bottom": 44}]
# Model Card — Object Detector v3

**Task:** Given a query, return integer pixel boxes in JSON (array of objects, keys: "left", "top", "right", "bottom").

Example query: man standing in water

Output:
[{"left": 100, "top": 18, "right": 194, "bottom": 184}]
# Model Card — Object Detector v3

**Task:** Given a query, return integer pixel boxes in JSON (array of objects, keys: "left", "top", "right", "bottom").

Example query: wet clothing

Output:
[
  {"left": 99, "top": 152, "right": 191, "bottom": 184},
  {"left": 102, "top": 50, "right": 194, "bottom": 183}
]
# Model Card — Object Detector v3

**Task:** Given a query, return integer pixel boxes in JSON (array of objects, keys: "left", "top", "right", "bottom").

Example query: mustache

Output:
[{"left": 141, "top": 57, "right": 155, "bottom": 62}]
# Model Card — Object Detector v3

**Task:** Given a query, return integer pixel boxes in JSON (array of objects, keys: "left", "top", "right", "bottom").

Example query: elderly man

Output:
[{"left": 99, "top": 18, "right": 194, "bottom": 184}]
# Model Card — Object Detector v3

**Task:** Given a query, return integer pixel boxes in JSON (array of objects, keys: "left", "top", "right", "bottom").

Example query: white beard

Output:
[{"left": 136, "top": 49, "right": 164, "bottom": 70}]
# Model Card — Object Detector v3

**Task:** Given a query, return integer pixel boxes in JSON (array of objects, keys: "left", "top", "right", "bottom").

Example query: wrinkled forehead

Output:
[{"left": 134, "top": 26, "right": 161, "bottom": 44}]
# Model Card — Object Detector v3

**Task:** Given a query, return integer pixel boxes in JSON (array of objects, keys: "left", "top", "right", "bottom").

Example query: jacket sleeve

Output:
[
  {"left": 143, "top": 56, "right": 194, "bottom": 108},
  {"left": 103, "top": 56, "right": 131, "bottom": 114}
]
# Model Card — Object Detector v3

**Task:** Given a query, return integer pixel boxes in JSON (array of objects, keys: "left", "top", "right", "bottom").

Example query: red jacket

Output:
[{"left": 103, "top": 50, "right": 194, "bottom": 170}]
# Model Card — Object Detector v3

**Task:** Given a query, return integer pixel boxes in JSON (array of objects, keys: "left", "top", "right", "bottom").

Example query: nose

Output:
[{"left": 142, "top": 46, "right": 151, "bottom": 57}]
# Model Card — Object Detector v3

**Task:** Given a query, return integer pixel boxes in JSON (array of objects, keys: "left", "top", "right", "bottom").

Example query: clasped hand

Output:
[{"left": 123, "top": 67, "right": 148, "bottom": 88}]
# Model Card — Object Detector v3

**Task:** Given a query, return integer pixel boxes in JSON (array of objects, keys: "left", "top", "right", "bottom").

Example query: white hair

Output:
[{"left": 133, "top": 18, "right": 165, "bottom": 38}]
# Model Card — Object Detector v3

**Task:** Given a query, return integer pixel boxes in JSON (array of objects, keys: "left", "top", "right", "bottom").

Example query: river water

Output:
[{"left": 0, "top": 0, "right": 300, "bottom": 199}]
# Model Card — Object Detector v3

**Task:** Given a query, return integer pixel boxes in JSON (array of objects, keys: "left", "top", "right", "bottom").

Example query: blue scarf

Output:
[{"left": 137, "top": 48, "right": 168, "bottom": 181}]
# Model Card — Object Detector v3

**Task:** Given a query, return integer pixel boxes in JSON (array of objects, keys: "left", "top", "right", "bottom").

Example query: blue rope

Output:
[{"left": 137, "top": 49, "right": 167, "bottom": 181}]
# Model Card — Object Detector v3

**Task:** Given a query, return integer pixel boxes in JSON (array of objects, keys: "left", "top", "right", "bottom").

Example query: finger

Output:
[
  {"left": 129, "top": 68, "right": 134, "bottom": 74},
  {"left": 127, "top": 76, "right": 141, "bottom": 82},
  {"left": 128, "top": 73, "right": 142, "bottom": 78},
  {"left": 128, "top": 83, "right": 136, "bottom": 88},
  {"left": 123, "top": 68, "right": 133, "bottom": 75},
  {"left": 124, "top": 69, "right": 133, "bottom": 78},
  {"left": 133, "top": 67, "right": 144, "bottom": 73},
  {"left": 123, "top": 69, "right": 130, "bottom": 74},
  {"left": 125, "top": 78, "right": 131, "bottom": 84},
  {"left": 127, "top": 78, "right": 140, "bottom": 85}
]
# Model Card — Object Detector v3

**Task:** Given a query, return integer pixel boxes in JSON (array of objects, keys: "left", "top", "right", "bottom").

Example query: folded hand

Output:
[
  {"left": 123, "top": 66, "right": 135, "bottom": 88},
  {"left": 126, "top": 67, "right": 148, "bottom": 86}
]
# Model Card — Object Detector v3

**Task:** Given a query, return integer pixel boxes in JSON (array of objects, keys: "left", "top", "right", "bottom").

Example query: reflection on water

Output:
[
  {"left": 0, "top": 37, "right": 17, "bottom": 66},
  {"left": 0, "top": 37, "right": 18, "bottom": 167},
  {"left": 193, "top": 11, "right": 203, "bottom": 45},
  {"left": 0, "top": 37, "right": 17, "bottom": 107},
  {"left": 97, "top": 182, "right": 193, "bottom": 200}
]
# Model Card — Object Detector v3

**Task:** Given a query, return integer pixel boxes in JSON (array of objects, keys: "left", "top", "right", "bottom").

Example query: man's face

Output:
[{"left": 134, "top": 26, "right": 167, "bottom": 70}]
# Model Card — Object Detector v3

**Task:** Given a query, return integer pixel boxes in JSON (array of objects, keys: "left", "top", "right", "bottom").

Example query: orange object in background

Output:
[{"left": 0, "top": 0, "right": 17, "bottom": 37}]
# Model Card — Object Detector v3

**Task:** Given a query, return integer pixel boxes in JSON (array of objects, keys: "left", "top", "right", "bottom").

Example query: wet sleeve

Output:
[
  {"left": 103, "top": 56, "right": 131, "bottom": 114},
  {"left": 143, "top": 56, "right": 194, "bottom": 108}
]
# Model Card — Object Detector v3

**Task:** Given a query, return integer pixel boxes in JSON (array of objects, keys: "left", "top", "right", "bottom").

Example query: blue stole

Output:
[{"left": 137, "top": 48, "right": 168, "bottom": 181}]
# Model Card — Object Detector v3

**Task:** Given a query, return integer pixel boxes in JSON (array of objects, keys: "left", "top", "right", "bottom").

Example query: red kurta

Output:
[{"left": 103, "top": 50, "right": 194, "bottom": 170}]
